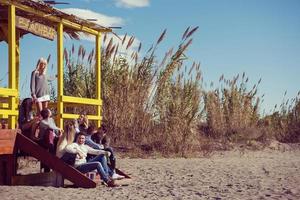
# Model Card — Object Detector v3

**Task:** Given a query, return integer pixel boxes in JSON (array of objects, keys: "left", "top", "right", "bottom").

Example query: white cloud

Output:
[
  {"left": 60, "top": 8, "right": 124, "bottom": 27},
  {"left": 60, "top": 8, "right": 141, "bottom": 61},
  {"left": 115, "top": 0, "right": 150, "bottom": 8}
]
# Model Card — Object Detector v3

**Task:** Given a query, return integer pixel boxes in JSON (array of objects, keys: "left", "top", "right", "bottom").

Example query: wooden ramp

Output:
[
  {"left": 0, "top": 130, "right": 96, "bottom": 188},
  {"left": 15, "top": 132, "right": 97, "bottom": 188}
]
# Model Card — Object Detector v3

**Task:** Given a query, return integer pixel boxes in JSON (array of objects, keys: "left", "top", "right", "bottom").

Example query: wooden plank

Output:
[
  {"left": 0, "top": 129, "right": 17, "bottom": 154},
  {"left": 0, "top": 109, "right": 18, "bottom": 116},
  {"left": 15, "top": 15, "right": 56, "bottom": 40},
  {"left": 0, "top": 157, "right": 5, "bottom": 184},
  {"left": 61, "top": 113, "right": 102, "bottom": 120},
  {"left": 8, "top": 4, "right": 17, "bottom": 129},
  {"left": 15, "top": 133, "right": 96, "bottom": 188},
  {"left": 0, "top": 154, "right": 15, "bottom": 185},
  {"left": 12, "top": 171, "right": 63, "bottom": 187},
  {"left": 62, "top": 95, "right": 102, "bottom": 106},
  {"left": 96, "top": 33, "right": 101, "bottom": 127},
  {"left": 57, "top": 22, "right": 63, "bottom": 128},
  {"left": 0, "top": 88, "right": 18, "bottom": 97}
]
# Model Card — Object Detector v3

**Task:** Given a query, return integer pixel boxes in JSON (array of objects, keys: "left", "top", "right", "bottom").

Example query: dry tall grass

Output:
[
  {"left": 263, "top": 93, "right": 300, "bottom": 143},
  {"left": 202, "top": 74, "right": 261, "bottom": 142},
  {"left": 61, "top": 28, "right": 299, "bottom": 155}
]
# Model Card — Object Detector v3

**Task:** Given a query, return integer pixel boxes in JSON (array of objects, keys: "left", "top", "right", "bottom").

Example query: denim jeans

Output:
[
  {"left": 88, "top": 154, "right": 113, "bottom": 176},
  {"left": 76, "top": 161, "right": 109, "bottom": 182},
  {"left": 104, "top": 147, "right": 116, "bottom": 171}
]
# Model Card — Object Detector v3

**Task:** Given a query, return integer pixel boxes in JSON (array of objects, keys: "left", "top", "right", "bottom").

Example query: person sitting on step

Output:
[
  {"left": 65, "top": 132, "right": 116, "bottom": 187},
  {"left": 18, "top": 98, "right": 39, "bottom": 139},
  {"left": 91, "top": 124, "right": 125, "bottom": 180}
]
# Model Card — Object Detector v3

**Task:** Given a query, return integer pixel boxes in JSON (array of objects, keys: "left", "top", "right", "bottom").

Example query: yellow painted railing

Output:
[
  {"left": 0, "top": 88, "right": 18, "bottom": 97},
  {"left": 55, "top": 95, "right": 102, "bottom": 123},
  {"left": 0, "top": 88, "right": 19, "bottom": 121},
  {"left": 61, "top": 96, "right": 102, "bottom": 106}
]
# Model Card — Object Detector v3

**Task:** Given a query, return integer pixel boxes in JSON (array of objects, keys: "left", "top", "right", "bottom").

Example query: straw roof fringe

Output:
[{"left": 0, "top": 0, "right": 112, "bottom": 42}]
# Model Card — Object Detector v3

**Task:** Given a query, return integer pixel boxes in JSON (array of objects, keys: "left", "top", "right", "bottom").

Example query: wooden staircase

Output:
[{"left": 0, "top": 129, "right": 96, "bottom": 188}]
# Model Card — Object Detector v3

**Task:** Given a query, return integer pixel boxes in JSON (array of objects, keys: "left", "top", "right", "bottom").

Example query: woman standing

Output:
[{"left": 30, "top": 58, "right": 50, "bottom": 115}]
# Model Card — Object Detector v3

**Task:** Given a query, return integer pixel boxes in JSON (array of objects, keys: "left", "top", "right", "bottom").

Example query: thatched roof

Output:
[{"left": 0, "top": 0, "right": 112, "bottom": 42}]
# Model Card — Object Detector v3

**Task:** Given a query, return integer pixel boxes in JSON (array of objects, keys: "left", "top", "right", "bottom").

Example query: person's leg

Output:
[
  {"left": 103, "top": 147, "right": 124, "bottom": 179},
  {"left": 76, "top": 162, "right": 109, "bottom": 182},
  {"left": 88, "top": 154, "right": 112, "bottom": 176},
  {"left": 36, "top": 101, "right": 43, "bottom": 115},
  {"left": 42, "top": 101, "right": 48, "bottom": 110},
  {"left": 104, "top": 147, "right": 116, "bottom": 171},
  {"left": 21, "top": 120, "right": 35, "bottom": 131}
]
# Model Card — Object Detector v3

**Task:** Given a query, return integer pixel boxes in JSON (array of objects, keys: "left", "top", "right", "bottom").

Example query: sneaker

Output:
[{"left": 112, "top": 173, "right": 125, "bottom": 180}]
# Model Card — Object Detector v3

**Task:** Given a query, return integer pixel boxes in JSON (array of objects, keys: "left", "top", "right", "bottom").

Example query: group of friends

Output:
[{"left": 17, "top": 57, "right": 123, "bottom": 187}]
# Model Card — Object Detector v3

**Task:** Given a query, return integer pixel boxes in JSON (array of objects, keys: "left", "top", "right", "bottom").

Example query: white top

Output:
[{"left": 65, "top": 143, "right": 106, "bottom": 167}]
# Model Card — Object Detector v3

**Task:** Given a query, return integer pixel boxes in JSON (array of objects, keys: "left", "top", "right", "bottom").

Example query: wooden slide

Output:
[
  {"left": 11, "top": 131, "right": 96, "bottom": 188},
  {"left": 1, "top": 130, "right": 131, "bottom": 187}
]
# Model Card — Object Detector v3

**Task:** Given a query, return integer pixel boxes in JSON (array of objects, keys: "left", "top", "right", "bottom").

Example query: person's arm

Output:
[
  {"left": 65, "top": 143, "right": 78, "bottom": 154},
  {"left": 30, "top": 71, "right": 36, "bottom": 99},
  {"left": 48, "top": 118, "right": 60, "bottom": 130},
  {"left": 41, "top": 118, "right": 60, "bottom": 131},
  {"left": 85, "top": 136, "right": 103, "bottom": 150},
  {"left": 65, "top": 143, "right": 85, "bottom": 156},
  {"left": 86, "top": 145, "right": 107, "bottom": 155}
]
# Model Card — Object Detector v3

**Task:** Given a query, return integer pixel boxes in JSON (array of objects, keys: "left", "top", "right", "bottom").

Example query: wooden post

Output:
[
  {"left": 8, "top": 4, "right": 17, "bottom": 129},
  {"left": 57, "top": 22, "right": 64, "bottom": 128},
  {"left": 15, "top": 32, "right": 20, "bottom": 121},
  {"left": 16, "top": 31, "right": 20, "bottom": 94},
  {"left": 96, "top": 33, "right": 101, "bottom": 127}
]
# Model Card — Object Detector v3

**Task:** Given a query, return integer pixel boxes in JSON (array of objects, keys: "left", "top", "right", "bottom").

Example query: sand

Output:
[{"left": 1, "top": 149, "right": 300, "bottom": 200}]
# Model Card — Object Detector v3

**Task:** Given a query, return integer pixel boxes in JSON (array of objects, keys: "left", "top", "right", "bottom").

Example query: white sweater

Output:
[{"left": 65, "top": 143, "right": 106, "bottom": 167}]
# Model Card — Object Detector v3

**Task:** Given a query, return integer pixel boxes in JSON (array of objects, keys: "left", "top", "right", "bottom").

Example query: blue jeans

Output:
[
  {"left": 104, "top": 147, "right": 116, "bottom": 171},
  {"left": 88, "top": 154, "right": 113, "bottom": 176},
  {"left": 76, "top": 155, "right": 110, "bottom": 182}
]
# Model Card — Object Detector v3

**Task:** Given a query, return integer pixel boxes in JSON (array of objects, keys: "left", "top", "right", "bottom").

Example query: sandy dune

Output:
[{"left": 1, "top": 149, "right": 300, "bottom": 200}]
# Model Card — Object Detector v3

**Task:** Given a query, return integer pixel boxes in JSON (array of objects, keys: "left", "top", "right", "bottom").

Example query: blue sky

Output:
[{"left": 0, "top": 0, "right": 300, "bottom": 114}]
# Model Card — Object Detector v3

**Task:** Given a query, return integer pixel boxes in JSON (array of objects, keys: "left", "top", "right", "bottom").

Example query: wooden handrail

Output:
[{"left": 0, "top": 88, "right": 18, "bottom": 97}]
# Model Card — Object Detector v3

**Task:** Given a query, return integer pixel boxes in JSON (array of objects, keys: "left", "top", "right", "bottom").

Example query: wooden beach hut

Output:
[{"left": 0, "top": 0, "right": 113, "bottom": 187}]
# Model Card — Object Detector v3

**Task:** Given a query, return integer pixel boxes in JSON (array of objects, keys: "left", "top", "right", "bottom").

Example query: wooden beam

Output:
[
  {"left": 61, "top": 95, "right": 102, "bottom": 106},
  {"left": 8, "top": 4, "right": 17, "bottom": 129},
  {"left": 0, "top": 154, "right": 16, "bottom": 185},
  {"left": 15, "top": 132, "right": 96, "bottom": 188},
  {"left": 12, "top": 171, "right": 63, "bottom": 187},
  {"left": 0, "top": 129, "right": 17, "bottom": 155},
  {"left": 0, "top": 109, "right": 18, "bottom": 116},
  {"left": 16, "top": 32, "right": 20, "bottom": 96},
  {"left": 96, "top": 33, "right": 101, "bottom": 127},
  {"left": 61, "top": 113, "right": 101, "bottom": 121},
  {"left": 57, "top": 22, "right": 63, "bottom": 128},
  {"left": 0, "top": 88, "right": 18, "bottom": 97},
  {"left": 61, "top": 19, "right": 100, "bottom": 35}
]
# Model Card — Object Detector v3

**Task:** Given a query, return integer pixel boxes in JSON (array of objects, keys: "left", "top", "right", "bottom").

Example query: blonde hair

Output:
[
  {"left": 56, "top": 122, "right": 76, "bottom": 158},
  {"left": 35, "top": 57, "right": 47, "bottom": 75}
]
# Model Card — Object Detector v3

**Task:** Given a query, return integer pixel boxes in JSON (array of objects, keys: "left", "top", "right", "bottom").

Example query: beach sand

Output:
[{"left": 1, "top": 149, "right": 300, "bottom": 200}]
